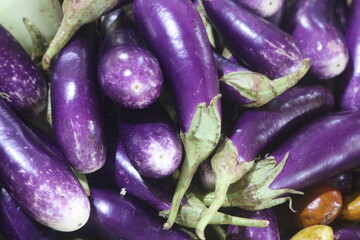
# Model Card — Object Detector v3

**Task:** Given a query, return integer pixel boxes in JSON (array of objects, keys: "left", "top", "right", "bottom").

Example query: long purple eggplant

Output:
[
  {"left": 332, "top": 221, "right": 360, "bottom": 240},
  {"left": 98, "top": 28, "right": 163, "bottom": 109},
  {"left": 42, "top": 0, "right": 130, "bottom": 69},
  {"left": 0, "top": 99, "right": 90, "bottom": 231},
  {"left": 117, "top": 103, "right": 182, "bottom": 179},
  {"left": 338, "top": 0, "right": 360, "bottom": 110},
  {"left": 286, "top": 0, "right": 349, "bottom": 80},
  {"left": 227, "top": 208, "right": 280, "bottom": 240},
  {"left": 195, "top": 84, "right": 334, "bottom": 237},
  {"left": 202, "top": 0, "right": 308, "bottom": 80},
  {"left": 0, "top": 187, "right": 60, "bottom": 240},
  {"left": 0, "top": 25, "right": 47, "bottom": 117},
  {"left": 134, "top": 0, "right": 222, "bottom": 229},
  {"left": 51, "top": 25, "right": 106, "bottom": 174},
  {"left": 202, "top": 110, "right": 360, "bottom": 211},
  {"left": 233, "top": 0, "right": 285, "bottom": 17}
]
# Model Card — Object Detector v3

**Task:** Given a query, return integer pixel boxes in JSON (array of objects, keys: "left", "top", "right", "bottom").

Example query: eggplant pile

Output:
[{"left": 1, "top": 0, "right": 360, "bottom": 239}]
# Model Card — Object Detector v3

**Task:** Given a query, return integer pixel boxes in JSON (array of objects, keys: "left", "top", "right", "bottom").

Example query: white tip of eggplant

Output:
[
  {"left": 314, "top": 52, "right": 349, "bottom": 79},
  {"left": 258, "top": 0, "right": 284, "bottom": 17}
]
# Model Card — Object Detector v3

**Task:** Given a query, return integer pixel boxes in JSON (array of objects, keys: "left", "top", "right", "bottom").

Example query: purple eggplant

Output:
[
  {"left": 0, "top": 99, "right": 90, "bottom": 231},
  {"left": 83, "top": 188, "right": 192, "bottom": 240},
  {"left": 233, "top": 0, "right": 285, "bottom": 17},
  {"left": 332, "top": 221, "right": 360, "bottom": 240},
  {"left": 42, "top": 0, "right": 130, "bottom": 69},
  {"left": 0, "top": 25, "right": 47, "bottom": 117},
  {"left": 286, "top": 0, "right": 349, "bottom": 80},
  {"left": 51, "top": 25, "right": 106, "bottom": 174},
  {"left": 98, "top": 29, "right": 163, "bottom": 109},
  {"left": 195, "top": 84, "right": 334, "bottom": 237},
  {"left": 338, "top": 0, "right": 360, "bottom": 110},
  {"left": 0, "top": 187, "right": 60, "bottom": 240},
  {"left": 227, "top": 208, "right": 280, "bottom": 240},
  {"left": 203, "top": 0, "right": 308, "bottom": 80},
  {"left": 325, "top": 171, "right": 354, "bottom": 193},
  {"left": 134, "top": 0, "right": 222, "bottom": 229},
  {"left": 117, "top": 103, "right": 182, "bottom": 179}
]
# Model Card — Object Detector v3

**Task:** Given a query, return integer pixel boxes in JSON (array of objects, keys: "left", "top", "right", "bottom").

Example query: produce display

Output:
[{"left": 1, "top": 0, "right": 360, "bottom": 239}]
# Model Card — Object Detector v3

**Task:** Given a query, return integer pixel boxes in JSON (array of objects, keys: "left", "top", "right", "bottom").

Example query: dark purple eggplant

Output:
[
  {"left": 338, "top": 0, "right": 360, "bottom": 110},
  {"left": 117, "top": 103, "right": 182, "bottom": 179},
  {"left": 233, "top": 0, "right": 285, "bottom": 17},
  {"left": 51, "top": 25, "right": 106, "bottom": 174},
  {"left": 332, "top": 221, "right": 360, "bottom": 240},
  {"left": 0, "top": 187, "right": 60, "bottom": 240},
  {"left": 0, "top": 99, "right": 90, "bottom": 231},
  {"left": 286, "top": 0, "right": 349, "bottom": 79},
  {"left": 42, "top": 0, "right": 130, "bottom": 69},
  {"left": 325, "top": 171, "right": 354, "bottom": 193},
  {"left": 134, "top": 0, "right": 222, "bottom": 229},
  {"left": 0, "top": 24, "right": 47, "bottom": 117},
  {"left": 195, "top": 84, "right": 334, "bottom": 237},
  {"left": 227, "top": 208, "right": 280, "bottom": 240},
  {"left": 98, "top": 28, "right": 163, "bottom": 109},
  {"left": 203, "top": 0, "right": 308, "bottom": 80}
]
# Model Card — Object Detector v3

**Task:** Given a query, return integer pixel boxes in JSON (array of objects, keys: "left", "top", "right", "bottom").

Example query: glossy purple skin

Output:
[
  {"left": 0, "top": 188, "right": 60, "bottom": 240},
  {"left": 332, "top": 221, "right": 360, "bottom": 240},
  {"left": 51, "top": 26, "right": 106, "bottom": 174},
  {"left": 287, "top": 0, "right": 349, "bottom": 80},
  {"left": 134, "top": 0, "right": 220, "bottom": 132},
  {"left": 0, "top": 25, "right": 47, "bottom": 116},
  {"left": 203, "top": 0, "right": 303, "bottom": 79},
  {"left": 325, "top": 171, "right": 353, "bottom": 193},
  {"left": 117, "top": 103, "right": 183, "bottom": 179},
  {"left": 227, "top": 208, "right": 280, "bottom": 240},
  {"left": 85, "top": 188, "right": 191, "bottom": 240},
  {"left": 270, "top": 110, "right": 360, "bottom": 191},
  {"left": 0, "top": 99, "right": 90, "bottom": 231},
  {"left": 338, "top": 0, "right": 360, "bottom": 110},
  {"left": 234, "top": 0, "right": 285, "bottom": 17},
  {"left": 98, "top": 29, "right": 163, "bottom": 109},
  {"left": 334, "top": 0, "right": 348, "bottom": 35}
]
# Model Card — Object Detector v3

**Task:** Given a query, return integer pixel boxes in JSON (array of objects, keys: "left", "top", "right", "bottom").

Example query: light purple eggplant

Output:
[
  {"left": 0, "top": 25, "right": 47, "bottom": 117},
  {"left": 83, "top": 188, "right": 192, "bottom": 240},
  {"left": 332, "top": 221, "right": 360, "bottom": 240},
  {"left": 0, "top": 99, "right": 90, "bottom": 231},
  {"left": 42, "top": 0, "right": 130, "bottom": 69},
  {"left": 134, "top": 0, "right": 222, "bottom": 229},
  {"left": 227, "top": 208, "right": 280, "bottom": 240},
  {"left": 338, "top": 0, "right": 360, "bottom": 110},
  {"left": 286, "top": 0, "right": 349, "bottom": 80},
  {"left": 98, "top": 28, "right": 163, "bottom": 109},
  {"left": 195, "top": 84, "right": 334, "bottom": 237},
  {"left": 0, "top": 187, "right": 60, "bottom": 240},
  {"left": 233, "top": 0, "right": 285, "bottom": 17},
  {"left": 203, "top": 0, "right": 307, "bottom": 80},
  {"left": 51, "top": 25, "right": 106, "bottom": 174},
  {"left": 117, "top": 103, "right": 182, "bottom": 178}
]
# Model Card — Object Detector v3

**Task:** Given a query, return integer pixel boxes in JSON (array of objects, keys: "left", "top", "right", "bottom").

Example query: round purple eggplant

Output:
[
  {"left": 51, "top": 25, "right": 106, "bottom": 174},
  {"left": 117, "top": 103, "right": 183, "bottom": 179},
  {"left": 286, "top": 0, "right": 349, "bottom": 79},
  {"left": 98, "top": 29, "right": 163, "bottom": 109},
  {"left": 0, "top": 24, "right": 47, "bottom": 117},
  {"left": 134, "top": 0, "right": 221, "bottom": 229},
  {"left": 233, "top": 0, "right": 285, "bottom": 17},
  {"left": 202, "top": 0, "right": 306, "bottom": 80},
  {"left": 0, "top": 99, "right": 90, "bottom": 231}
]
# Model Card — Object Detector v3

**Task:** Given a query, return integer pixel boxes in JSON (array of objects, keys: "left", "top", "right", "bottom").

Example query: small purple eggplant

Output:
[
  {"left": 233, "top": 0, "right": 285, "bottom": 17},
  {"left": 0, "top": 24, "right": 47, "bottom": 117},
  {"left": 117, "top": 103, "right": 182, "bottom": 179},
  {"left": 51, "top": 25, "right": 106, "bottom": 174}
]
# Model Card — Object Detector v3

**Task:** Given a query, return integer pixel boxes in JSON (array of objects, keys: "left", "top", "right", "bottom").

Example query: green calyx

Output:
[
  {"left": 202, "top": 152, "right": 303, "bottom": 211},
  {"left": 221, "top": 58, "right": 311, "bottom": 108},
  {"left": 72, "top": 168, "right": 90, "bottom": 196},
  {"left": 164, "top": 94, "right": 222, "bottom": 230}
]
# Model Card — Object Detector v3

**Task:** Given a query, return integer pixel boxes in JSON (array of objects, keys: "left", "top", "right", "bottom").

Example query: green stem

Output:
[{"left": 211, "top": 225, "right": 227, "bottom": 240}]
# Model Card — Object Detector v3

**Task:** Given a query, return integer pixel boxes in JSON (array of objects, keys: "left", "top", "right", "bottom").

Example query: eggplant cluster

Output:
[{"left": 1, "top": 0, "right": 360, "bottom": 239}]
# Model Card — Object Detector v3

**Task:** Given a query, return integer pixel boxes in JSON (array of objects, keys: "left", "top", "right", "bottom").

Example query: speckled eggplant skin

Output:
[
  {"left": 203, "top": 0, "right": 303, "bottom": 79},
  {"left": 0, "top": 187, "right": 60, "bottom": 240},
  {"left": 227, "top": 208, "right": 280, "bottom": 240},
  {"left": 234, "top": 0, "right": 285, "bottom": 17},
  {"left": 0, "top": 25, "right": 47, "bottom": 116},
  {"left": 85, "top": 188, "right": 191, "bottom": 240},
  {"left": 98, "top": 29, "right": 163, "bottom": 109},
  {"left": 270, "top": 110, "right": 360, "bottom": 191},
  {"left": 332, "top": 221, "right": 360, "bottom": 240},
  {"left": 338, "top": 0, "right": 360, "bottom": 110},
  {"left": 133, "top": 0, "right": 220, "bottom": 132},
  {"left": 51, "top": 26, "right": 106, "bottom": 174},
  {"left": 117, "top": 103, "right": 183, "bottom": 179},
  {"left": 287, "top": 0, "right": 349, "bottom": 79},
  {"left": 0, "top": 99, "right": 90, "bottom": 232}
]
